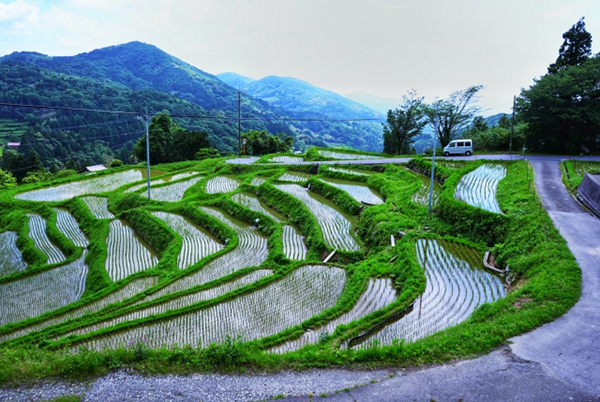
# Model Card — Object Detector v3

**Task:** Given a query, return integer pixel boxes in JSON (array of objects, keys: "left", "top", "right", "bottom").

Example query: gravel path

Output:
[{"left": 0, "top": 369, "right": 393, "bottom": 402}]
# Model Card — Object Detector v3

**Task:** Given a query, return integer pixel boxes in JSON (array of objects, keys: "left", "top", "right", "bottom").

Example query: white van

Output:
[{"left": 443, "top": 139, "right": 473, "bottom": 156}]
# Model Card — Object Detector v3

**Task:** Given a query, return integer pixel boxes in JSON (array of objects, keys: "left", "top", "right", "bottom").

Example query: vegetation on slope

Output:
[{"left": 0, "top": 156, "right": 581, "bottom": 385}]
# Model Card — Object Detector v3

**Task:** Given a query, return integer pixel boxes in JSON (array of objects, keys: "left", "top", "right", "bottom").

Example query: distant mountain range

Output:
[
  {"left": 343, "top": 92, "right": 404, "bottom": 115},
  {"left": 0, "top": 42, "right": 385, "bottom": 169},
  {"left": 217, "top": 73, "right": 383, "bottom": 120}
]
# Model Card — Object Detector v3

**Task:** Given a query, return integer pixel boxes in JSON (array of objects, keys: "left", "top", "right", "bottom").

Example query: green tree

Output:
[
  {"left": 548, "top": 17, "right": 592, "bottom": 74},
  {"left": 133, "top": 113, "right": 212, "bottom": 163},
  {"left": 382, "top": 90, "right": 426, "bottom": 154},
  {"left": 110, "top": 159, "right": 124, "bottom": 168},
  {"left": 241, "top": 130, "right": 293, "bottom": 155},
  {"left": 26, "top": 150, "right": 45, "bottom": 172},
  {"left": 195, "top": 147, "right": 220, "bottom": 160},
  {"left": 470, "top": 116, "right": 489, "bottom": 132},
  {"left": 1, "top": 150, "right": 28, "bottom": 181},
  {"left": 517, "top": 54, "right": 600, "bottom": 154},
  {"left": 171, "top": 129, "right": 211, "bottom": 161},
  {"left": 134, "top": 113, "right": 175, "bottom": 164},
  {"left": 0, "top": 168, "right": 17, "bottom": 189},
  {"left": 424, "top": 85, "right": 483, "bottom": 147},
  {"left": 497, "top": 114, "right": 511, "bottom": 129}
]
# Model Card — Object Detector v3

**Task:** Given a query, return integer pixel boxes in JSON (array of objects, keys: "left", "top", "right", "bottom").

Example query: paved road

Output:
[
  {"left": 226, "top": 153, "right": 600, "bottom": 166},
  {"left": 3, "top": 155, "right": 600, "bottom": 401}
]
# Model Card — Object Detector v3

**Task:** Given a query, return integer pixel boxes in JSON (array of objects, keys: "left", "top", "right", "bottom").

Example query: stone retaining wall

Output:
[{"left": 578, "top": 173, "right": 600, "bottom": 217}]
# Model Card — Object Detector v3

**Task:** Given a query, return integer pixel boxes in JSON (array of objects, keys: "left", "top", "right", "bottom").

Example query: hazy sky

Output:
[{"left": 1, "top": 0, "right": 599, "bottom": 115}]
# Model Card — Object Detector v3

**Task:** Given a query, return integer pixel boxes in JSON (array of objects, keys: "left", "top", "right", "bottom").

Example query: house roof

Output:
[{"left": 85, "top": 164, "right": 107, "bottom": 172}]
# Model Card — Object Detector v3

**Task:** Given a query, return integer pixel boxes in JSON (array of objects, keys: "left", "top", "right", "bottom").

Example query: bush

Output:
[
  {"left": 195, "top": 148, "right": 220, "bottom": 160},
  {"left": 110, "top": 159, "right": 124, "bottom": 168}
]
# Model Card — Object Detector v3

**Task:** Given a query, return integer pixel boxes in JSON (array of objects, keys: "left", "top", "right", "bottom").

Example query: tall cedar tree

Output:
[
  {"left": 382, "top": 90, "right": 426, "bottom": 155},
  {"left": 548, "top": 17, "right": 592, "bottom": 74}
]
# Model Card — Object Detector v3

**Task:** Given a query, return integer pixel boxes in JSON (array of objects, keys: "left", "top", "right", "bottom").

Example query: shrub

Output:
[{"left": 195, "top": 148, "right": 220, "bottom": 160}]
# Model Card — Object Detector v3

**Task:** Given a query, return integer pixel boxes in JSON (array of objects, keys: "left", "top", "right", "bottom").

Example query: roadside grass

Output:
[
  {"left": 561, "top": 160, "right": 600, "bottom": 193},
  {"left": 0, "top": 157, "right": 581, "bottom": 385}
]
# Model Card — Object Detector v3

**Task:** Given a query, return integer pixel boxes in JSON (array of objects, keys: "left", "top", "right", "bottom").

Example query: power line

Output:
[{"left": 0, "top": 102, "right": 386, "bottom": 122}]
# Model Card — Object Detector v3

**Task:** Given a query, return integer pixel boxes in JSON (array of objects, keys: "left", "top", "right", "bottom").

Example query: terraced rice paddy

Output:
[
  {"left": 455, "top": 164, "right": 506, "bottom": 213},
  {"left": 436, "top": 160, "right": 469, "bottom": 170},
  {"left": 0, "top": 251, "right": 88, "bottom": 326},
  {"left": 83, "top": 265, "right": 346, "bottom": 350},
  {"left": 139, "top": 207, "right": 269, "bottom": 302},
  {"left": 270, "top": 156, "right": 304, "bottom": 164},
  {"left": 328, "top": 167, "right": 370, "bottom": 176},
  {"left": 410, "top": 173, "right": 441, "bottom": 207},
  {"left": 105, "top": 220, "right": 158, "bottom": 282},
  {"left": 272, "top": 277, "right": 396, "bottom": 353},
  {"left": 151, "top": 212, "right": 223, "bottom": 269},
  {"left": 125, "top": 172, "right": 197, "bottom": 193},
  {"left": 0, "top": 159, "right": 521, "bottom": 360},
  {"left": 318, "top": 150, "right": 380, "bottom": 160},
  {"left": 231, "top": 193, "right": 286, "bottom": 222},
  {"left": 0, "top": 277, "right": 157, "bottom": 343},
  {"left": 319, "top": 178, "right": 383, "bottom": 205},
  {"left": 63, "top": 270, "right": 273, "bottom": 339},
  {"left": 16, "top": 170, "right": 143, "bottom": 201},
  {"left": 143, "top": 176, "right": 203, "bottom": 202},
  {"left": 81, "top": 196, "right": 114, "bottom": 219},
  {"left": 282, "top": 225, "right": 307, "bottom": 261},
  {"left": 277, "top": 172, "right": 312, "bottom": 182},
  {"left": 0, "top": 231, "right": 27, "bottom": 276},
  {"left": 251, "top": 177, "right": 267, "bottom": 186},
  {"left": 205, "top": 176, "right": 240, "bottom": 194},
  {"left": 27, "top": 213, "right": 66, "bottom": 265},
  {"left": 53, "top": 208, "right": 88, "bottom": 247},
  {"left": 274, "top": 184, "right": 361, "bottom": 251},
  {"left": 352, "top": 239, "right": 505, "bottom": 348}
]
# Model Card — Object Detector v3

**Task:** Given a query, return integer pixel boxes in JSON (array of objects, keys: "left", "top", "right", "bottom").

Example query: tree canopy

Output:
[
  {"left": 517, "top": 54, "right": 600, "bottom": 154},
  {"left": 0, "top": 168, "right": 17, "bottom": 190},
  {"left": 548, "top": 17, "right": 592, "bottom": 74},
  {"left": 424, "top": 85, "right": 483, "bottom": 147},
  {"left": 133, "top": 113, "right": 211, "bottom": 163},
  {"left": 241, "top": 130, "right": 294, "bottom": 155},
  {"left": 382, "top": 90, "right": 425, "bottom": 155}
]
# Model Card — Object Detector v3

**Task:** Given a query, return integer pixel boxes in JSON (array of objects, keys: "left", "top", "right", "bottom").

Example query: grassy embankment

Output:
[
  {"left": 0, "top": 157, "right": 580, "bottom": 384},
  {"left": 561, "top": 159, "right": 600, "bottom": 193}
]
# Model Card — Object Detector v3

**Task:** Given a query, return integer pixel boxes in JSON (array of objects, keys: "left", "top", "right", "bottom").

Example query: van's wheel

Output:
[
  {"left": 444, "top": 152, "right": 450, "bottom": 156},
  {"left": 465, "top": 151, "right": 472, "bottom": 156}
]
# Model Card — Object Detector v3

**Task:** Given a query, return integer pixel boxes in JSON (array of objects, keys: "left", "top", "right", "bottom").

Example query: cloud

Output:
[{"left": 0, "top": 0, "right": 39, "bottom": 26}]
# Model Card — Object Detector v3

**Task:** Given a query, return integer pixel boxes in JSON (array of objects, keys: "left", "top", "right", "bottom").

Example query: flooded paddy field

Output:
[{"left": 0, "top": 159, "right": 519, "bottom": 359}]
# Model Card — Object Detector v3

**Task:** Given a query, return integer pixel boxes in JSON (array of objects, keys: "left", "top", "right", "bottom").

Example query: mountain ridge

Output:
[{"left": 218, "top": 73, "right": 384, "bottom": 120}]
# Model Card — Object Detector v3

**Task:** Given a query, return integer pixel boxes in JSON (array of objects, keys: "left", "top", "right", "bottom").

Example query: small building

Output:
[
  {"left": 85, "top": 164, "right": 107, "bottom": 173},
  {"left": 7, "top": 142, "right": 20, "bottom": 148}
]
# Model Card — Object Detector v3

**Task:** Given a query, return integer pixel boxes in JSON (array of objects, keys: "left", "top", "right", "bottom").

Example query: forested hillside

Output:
[
  {"left": 217, "top": 73, "right": 384, "bottom": 151},
  {"left": 0, "top": 62, "right": 289, "bottom": 171},
  {"left": 0, "top": 41, "right": 385, "bottom": 176}
]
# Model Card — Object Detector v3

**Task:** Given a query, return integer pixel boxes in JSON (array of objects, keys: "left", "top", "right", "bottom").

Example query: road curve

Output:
[{"left": 510, "top": 159, "right": 600, "bottom": 394}]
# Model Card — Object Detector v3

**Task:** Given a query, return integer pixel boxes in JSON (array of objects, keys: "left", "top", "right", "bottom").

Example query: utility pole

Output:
[
  {"left": 238, "top": 89, "right": 242, "bottom": 156},
  {"left": 428, "top": 103, "right": 438, "bottom": 214},
  {"left": 509, "top": 95, "right": 516, "bottom": 160},
  {"left": 144, "top": 112, "right": 151, "bottom": 200}
]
